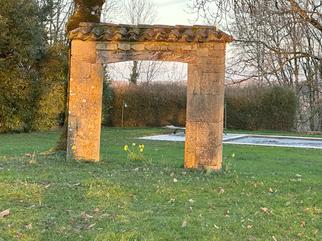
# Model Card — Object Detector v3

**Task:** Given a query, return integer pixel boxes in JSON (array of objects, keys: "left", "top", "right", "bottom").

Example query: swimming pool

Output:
[
  {"left": 139, "top": 133, "right": 322, "bottom": 149},
  {"left": 225, "top": 135, "right": 322, "bottom": 149}
]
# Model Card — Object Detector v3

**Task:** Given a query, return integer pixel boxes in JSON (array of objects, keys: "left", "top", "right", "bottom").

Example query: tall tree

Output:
[{"left": 0, "top": 0, "right": 46, "bottom": 132}]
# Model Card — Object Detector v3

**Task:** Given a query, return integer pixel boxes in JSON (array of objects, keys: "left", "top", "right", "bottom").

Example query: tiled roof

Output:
[{"left": 69, "top": 22, "right": 234, "bottom": 43}]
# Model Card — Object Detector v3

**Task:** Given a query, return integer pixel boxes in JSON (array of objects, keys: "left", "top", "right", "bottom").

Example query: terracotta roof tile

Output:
[{"left": 69, "top": 22, "right": 234, "bottom": 43}]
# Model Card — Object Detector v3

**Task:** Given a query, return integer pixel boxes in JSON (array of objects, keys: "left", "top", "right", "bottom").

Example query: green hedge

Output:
[
  {"left": 1, "top": 72, "right": 296, "bottom": 132},
  {"left": 225, "top": 86, "right": 297, "bottom": 131},
  {"left": 108, "top": 82, "right": 186, "bottom": 127},
  {"left": 107, "top": 84, "right": 297, "bottom": 131}
]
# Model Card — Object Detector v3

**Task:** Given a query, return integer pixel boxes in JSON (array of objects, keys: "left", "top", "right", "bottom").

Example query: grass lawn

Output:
[{"left": 0, "top": 128, "right": 321, "bottom": 241}]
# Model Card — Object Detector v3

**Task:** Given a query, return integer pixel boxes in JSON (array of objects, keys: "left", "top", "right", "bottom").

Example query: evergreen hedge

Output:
[
  {"left": 107, "top": 83, "right": 297, "bottom": 131},
  {"left": 225, "top": 86, "right": 297, "bottom": 131},
  {"left": 108, "top": 82, "right": 186, "bottom": 127}
]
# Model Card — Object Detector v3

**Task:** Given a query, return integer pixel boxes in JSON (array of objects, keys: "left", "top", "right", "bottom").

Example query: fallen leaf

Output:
[
  {"left": 224, "top": 210, "right": 230, "bottom": 217},
  {"left": 0, "top": 209, "right": 10, "bottom": 218},
  {"left": 260, "top": 207, "right": 270, "bottom": 214},
  {"left": 300, "top": 221, "right": 306, "bottom": 227},
  {"left": 181, "top": 220, "right": 187, "bottom": 228},
  {"left": 173, "top": 178, "right": 178, "bottom": 183},
  {"left": 26, "top": 223, "right": 32, "bottom": 230},
  {"left": 285, "top": 201, "right": 291, "bottom": 207},
  {"left": 290, "top": 178, "right": 302, "bottom": 182},
  {"left": 269, "top": 188, "right": 274, "bottom": 193},
  {"left": 81, "top": 212, "right": 93, "bottom": 221},
  {"left": 272, "top": 236, "right": 278, "bottom": 241},
  {"left": 247, "top": 225, "right": 253, "bottom": 229},
  {"left": 88, "top": 223, "right": 96, "bottom": 229},
  {"left": 168, "top": 198, "right": 175, "bottom": 203},
  {"left": 214, "top": 224, "right": 219, "bottom": 229},
  {"left": 93, "top": 208, "right": 100, "bottom": 213}
]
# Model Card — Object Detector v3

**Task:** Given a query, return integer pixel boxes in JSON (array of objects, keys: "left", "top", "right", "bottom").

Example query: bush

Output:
[
  {"left": 108, "top": 83, "right": 296, "bottom": 131},
  {"left": 109, "top": 82, "right": 186, "bottom": 127},
  {"left": 32, "top": 42, "right": 68, "bottom": 131},
  {"left": 0, "top": 68, "right": 34, "bottom": 132},
  {"left": 225, "top": 85, "right": 297, "bottom": 131}
]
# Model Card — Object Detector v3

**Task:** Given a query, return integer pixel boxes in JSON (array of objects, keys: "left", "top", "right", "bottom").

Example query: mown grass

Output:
[{"left": 0, "top": 128, "right": 321, "bottom": 241}]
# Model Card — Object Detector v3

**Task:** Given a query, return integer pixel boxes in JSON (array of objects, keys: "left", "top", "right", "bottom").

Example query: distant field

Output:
[{"left": 0, "top": 128, "right": 321, "bottom": 241}]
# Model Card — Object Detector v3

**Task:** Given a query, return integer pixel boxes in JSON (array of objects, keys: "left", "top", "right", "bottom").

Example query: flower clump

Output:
[{"left": 123, "top": 143, "right": 145, "bottom": 161}]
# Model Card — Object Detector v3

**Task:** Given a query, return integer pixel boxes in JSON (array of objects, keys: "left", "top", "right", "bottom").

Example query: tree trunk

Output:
[{"left": 130, "top": 61, "right": 139, "bottom": 85}]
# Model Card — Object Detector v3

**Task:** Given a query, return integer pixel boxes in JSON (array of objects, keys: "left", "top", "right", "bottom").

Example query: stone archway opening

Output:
[
  {"left": 67, "top": 22, "right": 233, "bottom": 170},
  {"left": 107, "top": 60, "right": 188, "bottom": 84},
  {"left": 105, "top": 60, "right": 188, "bottom": 128}
]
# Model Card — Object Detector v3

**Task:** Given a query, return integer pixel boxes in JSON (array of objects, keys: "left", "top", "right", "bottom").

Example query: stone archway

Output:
[{"left": 67, "top": 22, "right": 233, "bottom": 170}]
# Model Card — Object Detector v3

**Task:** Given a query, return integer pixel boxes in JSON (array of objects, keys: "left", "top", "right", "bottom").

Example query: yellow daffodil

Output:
[
  {"left": 139, "top": 144, "right": 145, "bottom": 149},
  {"left": 124, "top": 145, "right": 129, "bottom": 151}
]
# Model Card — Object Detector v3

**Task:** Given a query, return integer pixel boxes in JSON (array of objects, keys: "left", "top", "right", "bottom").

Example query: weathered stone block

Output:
[
  {"left": 185, "top": 121, "right": 224, "bottom": 170},
  {"left": 167, "top": 43, "right": 183, "bottom": 51},
  {"left": 118, "top": 43, "right": 131, "bottom": 51},
  {"left": 160, "top": 44, "right": 169, "bottom": 51},
  {"left": 131, "top": 44, "right": 146, "bottom": 51},
  {"left": 187, "top": 64, "right": 225, "bottom": 95},
  {"left": 186, "top": 94, "right": 224, "bottom": 123},
  {"left": 197, "top": 47, "right": 209, "bottom": 57},
  {"left": 197, "top": 57, "right": 226, "bottom": 66},
  {"left": 71, "top": 40, "right": 97, "bottom": 63},
  {"left": 145, "top": 44, "right": 161, "bottom": 51},
  {"left": 181, "top": 45, "right": 193, "bottom": 51},
  {"left": 202, "top": 72, "right": 225, "bottom": 84},
  {"left": 106, "top": 43, "right": 118, "bottom": 51}
]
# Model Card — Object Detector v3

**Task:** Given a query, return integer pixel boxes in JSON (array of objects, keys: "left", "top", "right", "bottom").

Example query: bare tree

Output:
[
  {"left": 101, "top": 0, "right": 119, "bottom": 23},
  {"left": 190, "top": 0, "right": 322, "bottom": 131},
  {"left": 37, "top": 0, "right": 74, "bottom": 44},
  {"left": 121, "top": 0, "right": 157, "bottom": 25}
]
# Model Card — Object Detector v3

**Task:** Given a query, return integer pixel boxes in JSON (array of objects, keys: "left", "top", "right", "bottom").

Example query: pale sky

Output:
[{"left": 154, "top": 0, "right": 192, "bottom": 25}]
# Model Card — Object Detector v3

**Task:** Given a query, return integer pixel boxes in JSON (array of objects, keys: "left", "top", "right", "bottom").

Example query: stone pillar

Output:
[
  {"left": 185, "top": 43, "right": 226, "bottom": 170},
  {"left": 67, "top": 40, "right": 103, "bottom": 162}
]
